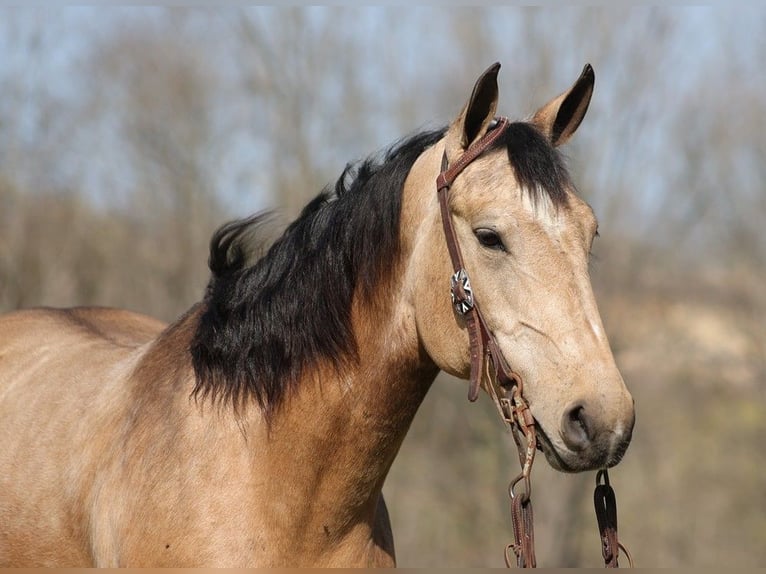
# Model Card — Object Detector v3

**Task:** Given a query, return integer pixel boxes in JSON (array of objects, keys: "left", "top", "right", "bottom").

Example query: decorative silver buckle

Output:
[{"left": 450, "top": 269, "right": 474, "bottom": 315}]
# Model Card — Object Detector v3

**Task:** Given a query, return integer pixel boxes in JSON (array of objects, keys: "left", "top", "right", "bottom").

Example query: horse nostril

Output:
[{"left": 561, "top": 402, "right": 593, "bottom": 451}]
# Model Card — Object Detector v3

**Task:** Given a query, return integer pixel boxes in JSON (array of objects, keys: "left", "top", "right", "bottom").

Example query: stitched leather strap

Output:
[
  {"left": 436, "top": 117, "right": 539, "bottom": 569},
  {"left": 436, "top": 117, "right": 519, "bottom": 403}
]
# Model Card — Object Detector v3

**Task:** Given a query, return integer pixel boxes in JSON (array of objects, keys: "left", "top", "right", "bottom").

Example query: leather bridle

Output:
[
  {"left": 435, "top": 116, "right": 631, "bottom": 568},
  {"left": 436, "top": 116, "right": 538, "bottom": 567},
  {"left": 436, "top": 116, "right": 519, "bottom": 406}
]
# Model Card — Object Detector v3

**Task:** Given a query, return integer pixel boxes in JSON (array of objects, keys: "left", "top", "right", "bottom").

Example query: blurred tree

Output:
[
  {"left": 83, "top": 12, "right": 224, "bottom": 316},
  {"left": 232, "top": 8, "right": 378, "bottom": 216}
]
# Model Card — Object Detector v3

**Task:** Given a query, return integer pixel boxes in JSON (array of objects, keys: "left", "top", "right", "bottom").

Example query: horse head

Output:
[{"left": 404, "top": 63, "right": 634, "bottom": 473}]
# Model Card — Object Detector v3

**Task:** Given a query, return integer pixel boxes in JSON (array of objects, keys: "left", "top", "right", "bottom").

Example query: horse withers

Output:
[{"left": 0, "top": 63, "right": 634, "bottom": 567}]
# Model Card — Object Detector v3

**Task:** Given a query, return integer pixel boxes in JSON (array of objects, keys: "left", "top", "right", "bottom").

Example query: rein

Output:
[{"left": 435, "top": 117, "right": 632, "bottom": 568}]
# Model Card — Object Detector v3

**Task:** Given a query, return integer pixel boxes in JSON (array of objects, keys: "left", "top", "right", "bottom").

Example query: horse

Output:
[{"left": 0, "top": 62, "right": 634, "bottom": 567}]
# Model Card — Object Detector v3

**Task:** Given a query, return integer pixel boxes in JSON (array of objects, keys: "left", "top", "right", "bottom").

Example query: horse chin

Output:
[{"left": 534, "top": 425, "right": 579, "bottom": 473}]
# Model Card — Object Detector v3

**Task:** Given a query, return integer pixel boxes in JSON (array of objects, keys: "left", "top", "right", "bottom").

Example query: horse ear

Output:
[
  {"left": 532, "top": 63, "right": 595, "bottom": 147},
  {"left": 447, "top": 62, "right": 501, "bottom": 151}
]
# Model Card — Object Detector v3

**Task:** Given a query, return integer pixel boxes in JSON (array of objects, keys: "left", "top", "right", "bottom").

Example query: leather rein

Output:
[{"left": 435, "top": 117, "right": 632, "bottom": 568}]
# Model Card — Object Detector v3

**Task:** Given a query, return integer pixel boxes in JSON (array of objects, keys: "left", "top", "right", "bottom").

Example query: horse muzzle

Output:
[{"left": 536, "top": 397, "right": 635, "bottom": 473}]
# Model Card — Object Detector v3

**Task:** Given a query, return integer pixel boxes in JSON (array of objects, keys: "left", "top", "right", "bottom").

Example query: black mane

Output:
[
  {"left": 191, "top": 128, "right": 445, "bottom": 417},
  {"left": 190, "top": 121, "right": 571, "bottom": 417}
]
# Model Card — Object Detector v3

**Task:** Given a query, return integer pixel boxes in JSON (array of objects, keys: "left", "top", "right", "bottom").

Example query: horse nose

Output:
[
  {"left": 558, "top": 394, "right": 635, "bottom": 469},
  {"left": 560, "top": 401, "right": 595, "bottom": 452}
]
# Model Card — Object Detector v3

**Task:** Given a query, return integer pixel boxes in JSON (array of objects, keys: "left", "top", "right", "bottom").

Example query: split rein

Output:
[{"left": 436, "top": 117, "right": 633, "bottom": 568}]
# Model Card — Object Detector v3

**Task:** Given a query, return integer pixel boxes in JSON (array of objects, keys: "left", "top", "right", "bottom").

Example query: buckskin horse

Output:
[{"left": 0, "top": 63, "right": 634, "bottom": 567}]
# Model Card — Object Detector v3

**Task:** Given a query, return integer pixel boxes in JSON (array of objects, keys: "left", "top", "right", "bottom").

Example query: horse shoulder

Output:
[{"left": 0, "top": 306, "right": 166, "bottom": 566}]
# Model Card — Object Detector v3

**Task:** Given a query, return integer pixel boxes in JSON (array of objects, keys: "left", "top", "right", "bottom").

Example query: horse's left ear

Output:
[
  {"left": 532, "top": 63, "right": 595, "bottom": 147},
  {"left": 447, "top": 62, "right": 501, "bottom": 152}
]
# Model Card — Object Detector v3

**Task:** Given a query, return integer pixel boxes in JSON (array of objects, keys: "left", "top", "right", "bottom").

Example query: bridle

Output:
[
  {"left": 435, "top": 117, "right": 632, "bottom": 568},
  {"left": 436, "top": 116, "right": 538, "bottom": 567}
]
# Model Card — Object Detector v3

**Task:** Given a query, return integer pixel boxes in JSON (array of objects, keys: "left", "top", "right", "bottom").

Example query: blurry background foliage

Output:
[{"left": 0, "top": 7, "right": 764, "bottom": 567}]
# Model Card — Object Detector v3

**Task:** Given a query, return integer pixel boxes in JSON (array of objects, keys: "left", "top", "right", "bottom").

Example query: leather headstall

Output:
[
  {"left": 435, "top": 116, "right": 524, "bottom": 421},
  {"left": 436, "top": 116, "right": 540, "bottom": 568}
]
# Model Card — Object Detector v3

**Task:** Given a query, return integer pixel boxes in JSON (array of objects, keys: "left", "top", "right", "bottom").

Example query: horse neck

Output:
[
  {"left": 258, "top": 159, "right": 444, "bottom": 532},
  {"left": 137, "top": 142, "right": 445, "bottom": 552},
  {"left": 263, "top": 279, "right": 439, "bottom": 521}
]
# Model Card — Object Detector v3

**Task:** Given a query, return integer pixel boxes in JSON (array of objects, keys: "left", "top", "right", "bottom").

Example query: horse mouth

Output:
[
  {"left": 533, "top": 422, "right": 579, "bottom": 473},
  {"left": 532, "top": 419, "right": 629, "bottom": 473}
]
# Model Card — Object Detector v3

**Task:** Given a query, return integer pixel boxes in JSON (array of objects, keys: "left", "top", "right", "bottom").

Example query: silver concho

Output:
[{"left": 450, "top": 268, "right": 474, "bottom": 315}]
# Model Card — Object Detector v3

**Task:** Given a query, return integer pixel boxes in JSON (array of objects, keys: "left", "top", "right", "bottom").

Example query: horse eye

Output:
[{"left": 474, "top": 228, "right": 505, "bottom": 251}]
